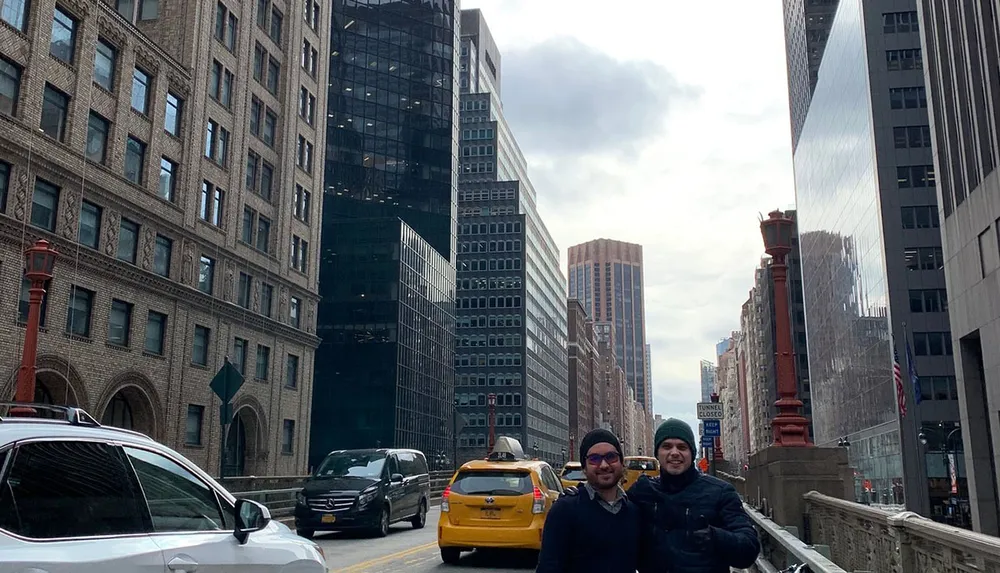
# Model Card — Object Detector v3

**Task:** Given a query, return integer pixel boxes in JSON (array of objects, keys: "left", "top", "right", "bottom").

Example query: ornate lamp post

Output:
[
  {"left": 760, "top": 210, "right": 811, "bottom": 446},
  {"left": 10, "top": 239, "right": 58, "bottom": 417}
]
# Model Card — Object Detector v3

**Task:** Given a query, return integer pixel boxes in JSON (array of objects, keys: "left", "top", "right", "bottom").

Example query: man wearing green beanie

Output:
[{"left": 628, "top": 418, "right": 760, "bottom": 572}]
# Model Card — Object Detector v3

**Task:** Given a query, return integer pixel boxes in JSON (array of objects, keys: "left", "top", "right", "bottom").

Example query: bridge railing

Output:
[
  {"left": 227, "top": 471, "right": 456, "bottom": 520},
  {"left": 804, "top": 490, "right": 1000, "bottom": 573}
]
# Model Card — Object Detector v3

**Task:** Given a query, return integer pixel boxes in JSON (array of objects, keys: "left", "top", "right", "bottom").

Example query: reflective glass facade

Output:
[
  {"left": 325, "top": 0, "right": 460, "bottom": 260},
  {"left": 310, "top": 215, "right": 455, "bottom": 467},
  {"left": 454, "top": 13, "right": 569, "bottom": 465},
  {"left": 794, "top": 0, "right": 902, "bottom": 500}
]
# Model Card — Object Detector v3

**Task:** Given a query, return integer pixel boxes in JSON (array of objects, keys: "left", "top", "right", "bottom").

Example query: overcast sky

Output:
[{"left": 460, "top": 0, "right": 797, "bottom": 441}]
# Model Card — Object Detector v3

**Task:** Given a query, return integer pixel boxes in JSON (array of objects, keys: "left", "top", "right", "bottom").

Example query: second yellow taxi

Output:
[
  {"left": 559, "top": 461, "right": 584, "bottom": 489},
  {"left": 437, "top": 437, "right": 563, "bottom": 564},
  {"left": 620, "top": 456, "right": 659, "bottom": 490}
]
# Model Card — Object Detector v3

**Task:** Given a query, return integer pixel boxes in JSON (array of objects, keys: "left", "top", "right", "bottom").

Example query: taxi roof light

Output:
[{"left": 487, "top": 436, "right": 526, "bottom": 462}]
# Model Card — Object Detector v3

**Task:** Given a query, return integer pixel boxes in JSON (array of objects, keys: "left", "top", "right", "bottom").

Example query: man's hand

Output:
[
  {"left": 687, "top": 514, "right": 713, "bottom": 550},
  {"left": 561, "top": 483, "right": 584, "bottom": 496}
]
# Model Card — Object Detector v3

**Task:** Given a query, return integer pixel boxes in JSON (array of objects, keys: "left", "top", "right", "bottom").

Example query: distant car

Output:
[
  {"left": 559, "top": 461, "right": 585, "bottom": 489},
  {"left": 621, "top": 456, "right": 659, "bottom": 490},
  {"left": 295, "top": 448, "right": 431, "bottom": 538},
  {"left": 0, "top": 402, "right": 327, "bottom": 572}
]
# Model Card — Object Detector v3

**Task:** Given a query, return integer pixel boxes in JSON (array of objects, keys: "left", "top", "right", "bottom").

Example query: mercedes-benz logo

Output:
[
  {"left": 326, "top": 499, "right": 335, "bottom": 509},
  {"left": 484, "top": 497, "right": 495, "bottom": 504}
]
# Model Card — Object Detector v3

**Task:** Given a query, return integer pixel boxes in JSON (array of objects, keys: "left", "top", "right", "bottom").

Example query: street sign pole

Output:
[{"left": 210, "top": 356, "right": 245, "bottom": 479}]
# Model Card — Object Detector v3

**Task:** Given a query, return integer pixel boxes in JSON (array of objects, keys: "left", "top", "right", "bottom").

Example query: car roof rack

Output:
[{"left": 0, "top": 402, "right": 102, "bottom": 427}]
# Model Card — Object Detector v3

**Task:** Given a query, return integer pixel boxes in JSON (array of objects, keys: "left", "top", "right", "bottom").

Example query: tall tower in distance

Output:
[{"left": 567, "top": 239, "right": 650, "bottom": 415}]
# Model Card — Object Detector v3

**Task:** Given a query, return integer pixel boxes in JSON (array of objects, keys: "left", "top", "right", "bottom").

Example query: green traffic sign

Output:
[{"left": 210, "top": 358, "right": 244, "bottom": 405}]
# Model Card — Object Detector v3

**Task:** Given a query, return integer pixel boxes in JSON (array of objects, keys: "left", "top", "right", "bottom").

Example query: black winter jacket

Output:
[{"left": 629, "top": 468, "right": 760, "bottom": 573}]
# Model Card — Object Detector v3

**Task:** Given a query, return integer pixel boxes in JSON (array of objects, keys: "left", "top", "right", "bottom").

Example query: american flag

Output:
[{"left": 894, "top": 346, "right": 907, "bottom": 417}]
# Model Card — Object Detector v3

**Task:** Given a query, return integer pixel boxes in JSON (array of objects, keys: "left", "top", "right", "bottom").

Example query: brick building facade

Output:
[{"left": 0, "top": 0, "right": 328, "bottom": 476}]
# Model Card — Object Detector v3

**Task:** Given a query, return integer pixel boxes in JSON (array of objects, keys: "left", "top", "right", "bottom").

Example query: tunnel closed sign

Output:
[{"left": 697, "top": 402, "right": 724, "bottom": 420}]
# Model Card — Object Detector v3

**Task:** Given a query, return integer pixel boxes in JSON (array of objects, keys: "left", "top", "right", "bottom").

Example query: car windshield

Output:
[
  {"left": 561, "top": 468, "right": 585, "bottom": 480},
  {"left": 451, "top": 470, "right": 533, "bottom": 496},
  {"left": 314, "top": 452, "right": 386, "bottom": 478},
  {"left": 627, "top": 459, "right": 657, "bottom": 471}
]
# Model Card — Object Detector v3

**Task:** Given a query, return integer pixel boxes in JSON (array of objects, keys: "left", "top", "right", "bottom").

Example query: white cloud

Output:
[{"left": 461, "top": 0, "right": 796, "bottom": 442}]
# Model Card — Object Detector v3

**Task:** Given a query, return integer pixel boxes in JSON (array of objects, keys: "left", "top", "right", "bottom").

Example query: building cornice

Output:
[{"left": 0, "top": 220, "right": 320, "bottom": 349}]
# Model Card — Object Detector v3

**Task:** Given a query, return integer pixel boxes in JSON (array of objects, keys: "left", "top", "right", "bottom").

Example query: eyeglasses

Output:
[{"left": 586, "top": 452, "right": 621, "bottom": 466}]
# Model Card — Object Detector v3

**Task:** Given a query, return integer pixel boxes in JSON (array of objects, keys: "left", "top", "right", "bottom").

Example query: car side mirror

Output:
[
  {"left": 391, "top": 473, "right": 404, "bottom": 483},
  {"left": 234, "top": 499, "right": 271, "bottom": 544}
]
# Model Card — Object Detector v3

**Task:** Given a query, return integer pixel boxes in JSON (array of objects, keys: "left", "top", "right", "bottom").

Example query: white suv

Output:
[{"left": 0, "top": 403, "right": 327, "bottom": 572}]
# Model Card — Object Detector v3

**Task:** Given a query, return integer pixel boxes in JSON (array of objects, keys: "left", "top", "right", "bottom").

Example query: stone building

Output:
[{"left": 0, "top": 0, "right": 328, "bottom": 476}]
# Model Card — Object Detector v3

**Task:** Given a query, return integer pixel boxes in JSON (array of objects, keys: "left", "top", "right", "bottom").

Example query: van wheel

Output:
[
  {"left": 297, "top": 529, "right": 314, "bottom": 539},
  {"left": 440, "top": 547, "right": 461, "bottom": 564},
  {"left": 411, "top": 499, "right": 427, "bottom": 529},
  {"left": 374, "top": 506, "right": 390, "bottom": 537}
]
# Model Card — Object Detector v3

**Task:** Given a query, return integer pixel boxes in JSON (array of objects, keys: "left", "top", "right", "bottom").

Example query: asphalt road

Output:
[{"left": 312, "top": 506, "right": 539, "bottom": 572}]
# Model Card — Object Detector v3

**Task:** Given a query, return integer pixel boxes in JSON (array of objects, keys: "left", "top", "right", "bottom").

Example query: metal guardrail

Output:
[
  {"left": 231, "top": 471, "right": 455, "bottom": 521},
  {"left": 743, "top": 502, "right": 849, "bottom": 573}
]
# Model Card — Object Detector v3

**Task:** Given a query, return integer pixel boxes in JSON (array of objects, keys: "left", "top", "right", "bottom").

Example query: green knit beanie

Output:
[{"left": 654, "top": 418, "right": 696, "bottom": 453}]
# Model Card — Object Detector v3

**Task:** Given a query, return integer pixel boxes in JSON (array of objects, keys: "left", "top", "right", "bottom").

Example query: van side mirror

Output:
[
  {"left": 234, "top": 499, "right": 271, "bottom": 544},
  {"left": 391, "top": 473, "right": 404, "bottom": 483}
]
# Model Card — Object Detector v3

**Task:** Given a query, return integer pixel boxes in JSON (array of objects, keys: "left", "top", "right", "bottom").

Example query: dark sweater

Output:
[{"left": 536, "top": 490, "right": 645, "bottom": 573}]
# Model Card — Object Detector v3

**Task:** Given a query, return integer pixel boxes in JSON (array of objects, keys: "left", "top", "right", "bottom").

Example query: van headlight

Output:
[{"left": 358, "top": 485, "right": 378, "bottom": 506}]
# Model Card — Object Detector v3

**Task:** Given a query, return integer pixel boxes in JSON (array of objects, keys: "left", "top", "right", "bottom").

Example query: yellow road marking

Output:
[{"left": 333, "top": 541, "right": 438, "bottom": 572}]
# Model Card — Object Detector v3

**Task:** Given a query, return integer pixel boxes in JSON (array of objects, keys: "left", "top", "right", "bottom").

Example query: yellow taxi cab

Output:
[
  {"left": 559, "top": 461, "right": 585, "bottom": 489},
  {"left": 620, "top": 456, "right": 659, "bottom": 491},
  {"left": 438, "top": 437, "right": 563, "bottom": 564}
]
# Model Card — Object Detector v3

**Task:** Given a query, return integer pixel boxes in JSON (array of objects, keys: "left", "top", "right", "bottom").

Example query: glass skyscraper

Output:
[
  {"left": 789, "top": 0, "right": 960, "bottom": 518},
  {"left": 311, "top": 0, "right": 461, "bottom": 466},
  {"left": 323, "top": 0, "right": 460, "bottom": 260},
  {"left": 453, "top": 9, "right": 569, "bottom": 465}
]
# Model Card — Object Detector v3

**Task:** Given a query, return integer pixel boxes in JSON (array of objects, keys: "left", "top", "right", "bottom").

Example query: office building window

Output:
[
  {"left": 901, "top": 206, "right": 939, "bottom": 229},
  {"left": 153, "top": 234, "right": 172, "bottom": 277},
  {"left": 50, "top": 6, "right": 77, "bottom": 63},
  {"left": 131, "top": 67, "right": 150, "bottom": 114},
  {"left": 883, "top": 11, "right": 919, "bottom": 34},
  {"left": 289, "top": 296, "right": 300, "bottom": 328},
  {"left": 159, "top": 157, "right": 176, "bottom": 201},
  {"left": 294, "top": 185, "right": 311, "bottom": 222},
  {"left": 1, "top": 0, "right": 29, "bottom": 30},
  {"left": 205, "top": 119, "right": 229, "bottom": 166},
  {"left": 893, "top": 125, "right": 932, "bottom": 149},
  {"left": 233, "top": 338, "right": 247, "bottom": 374},
  {"left": 198, "top": 255, "right": 214, "bottom": 294},
  {"left": 145, "top": 310, "right": 167, "bottom": 354},
  {"left": 237, "top": 272, "right": 251, "bottom": 308},
  {"left": 108, "top": 299, "right": 132, "bottom": 346},
  {"left": 199, "top": 181, "right": 224, "bottom": 227},
  {"left": 185, "top": 405, "right": 203, "bottom": 445},
  {"left": 281, "top": 420, "right": 294, "bottom": 454},
  {"left": 291, "top": 235, "right": 308, "bottom": 273},
  {"left": 215, "top": 2, "right": 237, "bottom": 50},
  {"left": 192, "top": 325, "right": 210, "bottom": 366},
  {"left": 286, "top": 354, "right": 298, "bottom": 388},
  {"left": 889, "top": 86, "right": 926, "bottom": 109},
  {"left": 117, "top": 218, "right": 139, "bottom": 263},
  {"left": 40, "top": 84, "right": 69, "bottom": 141},
  {"left": 94, "top": 39, "right": 116, "bottom": 90},
  {"left": 30, "top": 179, "right": 59, "bottom": 232},
  {"left": 85, "top": 112, "right": 110, "bottom": 163},
  {"left": 0, "top": 56, "right": 21, "bottom": 116},
  {"left": 255, "top": 344, "right": 270, "bottom": 380},
  {"left": 253, "top": 44, "right": 265, "bottom": 82},
  {"left": 904, "top": 247, "right": 945, "bottom": 271},
  {"left": 886, "top": 49, "right": 922, "bottom": 71},
  {"left": 909, "top": 289, "right": 948, "bottom": 313},
  {"left": 897, "top": 165, "right": 936, "bottom": 188},
  {"left": 66, "top": 285, "right": 94, "bottom": 337},
  {"left": 0, "top": 162, "right": 8, "bottom": 213},
  {"left": 164, "top": 92, "right": 182, "bottom": 136},
  {"left": 263, "top": 110, "right": 276, "bottom": 146},
  {"left": 124, "top": 136, "right": 146, "bottom": 184},
  {"left": 259, "top": 161, "right": 273, "bottom": 200},
  {"left": 266, "top": 57, "right": 279, "bottom": 94},
  {"left": 78, "top": 200, "right": 101, "bottom": 249},
  {"left": 913, "top": 332, "right": 953, "bottom": 356}
]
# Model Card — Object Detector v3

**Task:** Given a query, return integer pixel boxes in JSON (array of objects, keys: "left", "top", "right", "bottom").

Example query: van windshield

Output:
[{"left": 314, "top": 452, "right": 386, "bottom": 478}]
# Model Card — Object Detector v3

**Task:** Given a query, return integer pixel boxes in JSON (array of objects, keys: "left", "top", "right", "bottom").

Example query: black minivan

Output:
[{"left": 294, "top": 448, "right": 431, "bottom": 538}]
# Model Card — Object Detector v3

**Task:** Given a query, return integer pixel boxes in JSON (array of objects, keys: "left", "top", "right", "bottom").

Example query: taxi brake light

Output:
[
  {"left": 531, "top": 486, "right": 544, "bottom": 514},
  {"left": 441, "top": 485, "right": 451, "bottom": 512}
]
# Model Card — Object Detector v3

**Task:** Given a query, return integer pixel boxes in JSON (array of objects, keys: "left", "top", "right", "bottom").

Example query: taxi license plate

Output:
[
  {"left": 321, "top": 514, "right": 336, "bottom": 524},
  {"left": 481, "top": 508, "right": 500, "bottom": 520}
]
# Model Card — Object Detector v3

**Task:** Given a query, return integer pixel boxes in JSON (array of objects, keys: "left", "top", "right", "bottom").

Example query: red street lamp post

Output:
[
  {"left": 760, "top": 210, "right": 811, "bottom": 447},
  {"left": 10, "top": 239, "right": 58, "bottom": 417}
]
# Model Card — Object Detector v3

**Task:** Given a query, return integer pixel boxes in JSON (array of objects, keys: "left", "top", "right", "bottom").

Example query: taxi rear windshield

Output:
[
  {"left": 627, "top": 459, "right": 657, "bottom": 471},
  {"left": 451, "top": 470, "right": 533, "bottom": 496},
  {"left": 561, "top": 468, "right": 585, "bottom": 481}
]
